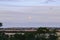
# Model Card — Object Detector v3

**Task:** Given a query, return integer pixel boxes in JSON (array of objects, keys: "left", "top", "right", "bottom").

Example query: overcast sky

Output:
[{"left": 0, "top": 0, "right": 60, "bottom": 28}]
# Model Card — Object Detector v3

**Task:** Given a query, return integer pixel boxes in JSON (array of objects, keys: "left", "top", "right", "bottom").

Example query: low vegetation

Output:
[{"left": 0, "top": 27, "right": 58, "bottom": 40}]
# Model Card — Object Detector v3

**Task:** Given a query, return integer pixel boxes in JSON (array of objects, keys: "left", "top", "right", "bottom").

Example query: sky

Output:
[{"left": 0, "top": 0, "right": 60, "bottom": 28}]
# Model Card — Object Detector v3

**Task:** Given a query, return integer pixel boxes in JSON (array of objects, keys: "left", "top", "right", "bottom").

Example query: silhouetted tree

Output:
[
  {"left": 10, "top": 35, "right": 14, "bottom": 40},
  {"left": 48, "top": 28, "right": 58, "bottom": 40},
  {"left": 0, "top": 23, "right": 2, "bottom": 27},
  {"left": 0, "top": 32, "right": 8, "bottom": 40},
  {"left": 36, "top": 27, "right": 51, "bottom": 40},
  {"left": 24, "top": 33, "right": 35, "bottom": 40}
]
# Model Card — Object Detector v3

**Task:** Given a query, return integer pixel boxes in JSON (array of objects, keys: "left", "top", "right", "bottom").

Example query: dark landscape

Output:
[{"left": 0, "top": 27, "right": 60, "bottom": 40}]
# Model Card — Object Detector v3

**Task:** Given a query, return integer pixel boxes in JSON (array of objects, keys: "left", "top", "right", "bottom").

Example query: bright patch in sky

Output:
[
  {"left": 0, "top": 0, "right": 60, "bottom": 28},
  {"left": 28, "top": 16, "right": 32, "bottom": 21}
]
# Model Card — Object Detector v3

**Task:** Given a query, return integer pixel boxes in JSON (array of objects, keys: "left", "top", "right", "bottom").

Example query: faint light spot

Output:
[{"left": 28, "top": 16, "right": 32, "bottom": 21}]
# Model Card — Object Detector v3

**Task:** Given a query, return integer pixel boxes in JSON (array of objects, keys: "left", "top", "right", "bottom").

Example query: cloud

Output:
[
  {"left": 0, "top": 6, "right": 60, "bottom": 23},
  {"left": 0, "top": 1, "right": 60, "bottom": 27}
]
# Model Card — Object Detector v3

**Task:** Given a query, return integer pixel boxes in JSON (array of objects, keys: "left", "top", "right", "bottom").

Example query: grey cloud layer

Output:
[{"left": 0, "top": 4, "right": 60, "bottom": 27}]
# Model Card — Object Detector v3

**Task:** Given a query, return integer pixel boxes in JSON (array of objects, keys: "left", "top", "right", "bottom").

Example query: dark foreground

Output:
[{"left": 0, "top": 27, "right": 59, "bottom": 40}]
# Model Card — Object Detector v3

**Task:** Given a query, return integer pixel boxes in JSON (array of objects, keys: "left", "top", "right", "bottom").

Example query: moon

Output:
[{"left": 28, "top": 16, "right": 32, "bottom": 21}]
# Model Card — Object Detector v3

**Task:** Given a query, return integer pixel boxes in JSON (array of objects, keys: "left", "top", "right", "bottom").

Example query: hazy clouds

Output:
[{"left": 0, "top": 0, "right": 60, "bottom": 28}]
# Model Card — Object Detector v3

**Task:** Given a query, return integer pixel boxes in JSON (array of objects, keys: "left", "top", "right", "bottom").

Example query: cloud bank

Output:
[{"left": 0, "top": 0, "right": 60, "bottom": 28}]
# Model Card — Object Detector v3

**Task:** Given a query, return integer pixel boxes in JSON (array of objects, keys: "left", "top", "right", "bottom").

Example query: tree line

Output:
[{"left": 0, "top": 27, "right": 58, "bottom": 40}]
